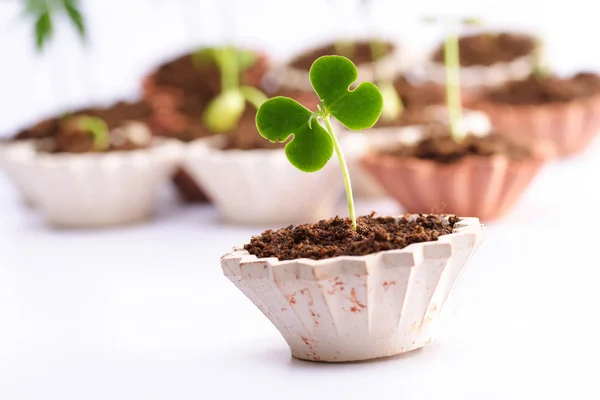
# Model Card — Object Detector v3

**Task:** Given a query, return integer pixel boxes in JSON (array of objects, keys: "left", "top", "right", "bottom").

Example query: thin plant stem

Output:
[
  {"left": 323, "top": 115, "right": 356, "bottom": 230},
  {"left": 444, "top": 32, "right": 465, "bottom": 142},
  {"left": 219, "top": 46, "right": 239, "bottom": 92},
  {"left": 532, "top": 37, "right": 549, "bottom": 79},
  {"left": 240, "top": 86, "right": 268, "bottom": 109}
]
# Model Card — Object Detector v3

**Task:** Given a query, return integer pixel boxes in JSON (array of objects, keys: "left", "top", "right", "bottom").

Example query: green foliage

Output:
[
  {"left": 256, "top": 97, "right": 333, "bottom": 172},
  {"left": 195, "top": 46, "right": 267, "bottom": 134},
  {"left": 25, "top": 0, "right": 86, "bottom": 52},
  {"left": 255, "top": 56, "right": 383, "bottom": 229},
  {"left": 70, "top": 115, "right": 110, "bottom": 151},
  {"left": 309, "top": 56, "right": 382, "bottom": 131}
]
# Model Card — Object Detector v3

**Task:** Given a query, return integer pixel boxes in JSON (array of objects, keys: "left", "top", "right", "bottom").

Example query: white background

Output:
[{"left": 2, "top": 1, "right": 600, "bottom": 399}]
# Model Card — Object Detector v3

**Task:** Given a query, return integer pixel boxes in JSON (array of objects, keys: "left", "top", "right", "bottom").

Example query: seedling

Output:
[
  {"left": 195, "top": 46, "right": 268, "bottom": 133},
  {"left": 532, "top": 37, "right": 549, "bottom": 79},
  {"left": 256, "top": 56, "right": 383, "bottom": 229},
  {"left": 63, "top": 115, "right": 110, "bottom": 151},
  {"left": 423, "top": 16, "right": 482, "bottom": 142},
  {"left": 24, "top": 0, "right": 86, "bottom": 51}
]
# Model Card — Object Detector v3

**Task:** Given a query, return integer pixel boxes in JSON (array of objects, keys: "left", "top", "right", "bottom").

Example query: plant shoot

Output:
[
  {"left": 65, "top": 115, "right": 110, "bottom": 151},
  {"left": 25, "top": 0, "right": 86, "bottom": 51},
  {"left": 195, "top": 46, "right": 268, "bottom": 133},
  {"left": 256, "top": 56, "right": 383, "bottom": 229}
]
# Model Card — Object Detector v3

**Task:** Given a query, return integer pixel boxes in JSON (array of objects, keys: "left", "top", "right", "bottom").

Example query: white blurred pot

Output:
[
  {"left": 182, "top": 134, "right": 362, "bottom": 226},
  {"left": 0, "top": 139, "right": 39, "bottom": 207},
  {"left": 348, "top": 107, "right": 492, "bottom": 198},
  {"left": 222, "top": 215, "right": 486, "bottom": 362},
  {"left": 0, "top": 137, "right": 183, "bottom": 228}
]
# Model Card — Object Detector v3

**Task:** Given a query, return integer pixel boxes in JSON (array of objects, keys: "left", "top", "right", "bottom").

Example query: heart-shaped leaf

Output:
[
  {"left": 256, "top": 97, "right": 333, "bottom": 172},
  {"left": 309, "top": 56, "right": 383, "bottom": 130}
]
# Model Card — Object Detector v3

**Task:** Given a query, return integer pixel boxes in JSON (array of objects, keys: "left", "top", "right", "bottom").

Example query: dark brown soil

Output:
[
  {"left": 382, "top": 126, "right": 532, "bottom": 163},
  {"left": 152, "top": 50, "right": 268, "bottom": 100},
  {"left": 44, "top": 118, "right": 151, "bottom": 154},
  {"left": 244, "top": 213, "right": 458, "bottom": 261},
  {"left": 13, "top": 101, "right": 154, "bottom": 141},
  {"left": 486, "top": 73, "right": 600, "bottom": 105},
  {"left": 432, "top": 32, "right": 535, "bottom": 67},
  {"left": 290, "top": 40, "right": 394, "bottom": 71}
]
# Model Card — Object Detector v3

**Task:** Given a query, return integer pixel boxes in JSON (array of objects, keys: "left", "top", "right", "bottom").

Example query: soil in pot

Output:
[
  {"left": 244, "top": 213, "right": 458, "bottom": 261},
  {"left": 150, "top": 50, "right": 268, "bottom": 102},
  {"left": 12, "top": 101, "right": 155, "bottom": 141},
  {"left": 382, "top": 128, "right": 533, "bottom": 163},
  {"left": 431, "top": 32, "right": 535, "bottom": 67},
  {"left": 484, "top": 72, "right": 600, "bottom": 105},
  {"left": 289, "top": 40, "right": 395, "bottom": 71}
]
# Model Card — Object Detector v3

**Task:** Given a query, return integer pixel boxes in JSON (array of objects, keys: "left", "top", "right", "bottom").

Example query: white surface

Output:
[{"left": 2, "top": 136, "right": 600, "bottom": 399}]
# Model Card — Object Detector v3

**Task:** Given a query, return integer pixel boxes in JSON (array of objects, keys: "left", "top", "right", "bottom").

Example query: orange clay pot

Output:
[
  {"left": 472, "top": 93, "right": 600, "bottom": 158},
  {"left": 361, "top": 145, "right": 552, "bottom": 221}
]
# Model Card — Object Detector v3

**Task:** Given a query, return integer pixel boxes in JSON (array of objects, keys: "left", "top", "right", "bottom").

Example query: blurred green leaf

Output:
[
  {"left": 203, "top": 90, "right": 246, "bottom": 133},
  {"left": 34, "top": 11, "right": 53, "bottom": 51},
  {"left": 256, "top": 97, "right": 333, "bottom": 172},
  {"left": 64, "top": 0, "right": 86, "bottom": 39},
  {"left": 71, "top": 115, "right": 110, "bottom": 151},
  {"left": 309, "top": 56, "right": 382, "bottom": 130}
]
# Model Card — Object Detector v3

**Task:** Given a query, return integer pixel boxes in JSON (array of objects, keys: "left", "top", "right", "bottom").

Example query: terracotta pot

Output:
[
  {"left": 347, "top": 107, "right": 491, "bottom": 199},
  {"left": 361, "top": 145, "right": 551, "bottom": 221},
  {"left": 221, "top": 215, "right": 486, "bottom": 362},
  {"left": 471, "top": 93, "right": 600, "bottom": 157}
]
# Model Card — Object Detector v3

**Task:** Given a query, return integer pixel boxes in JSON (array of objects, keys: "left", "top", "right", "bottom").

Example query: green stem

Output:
[
  {"left": 240, "top": 86, "right": 268, "bottom": 110},
  {"left": 444, "top": 33, "right": 464, "bottom": 142},
  {"left": 324, "top": 115, "right": 356, "bottom": 230},
  {"left": 218, "top": 46, "right": 239, "bottom": 91},
  {"left": 532, "top": 37, "right": 548, "bottom": 79}
]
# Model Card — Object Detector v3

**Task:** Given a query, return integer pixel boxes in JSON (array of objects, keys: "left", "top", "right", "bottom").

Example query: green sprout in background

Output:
[
  {"left": 256, "top": 56, "right": 383, "bottom": 229},
  {"left": 195, "top": 47, "right": 268, "bottom": 133},
  {"left": 423, "top": 16, "right": 483, "bottom": 142},
  {"left": 359, "top": 0, "right": 404, "bottom": 122},
  {"left": 23, "top": 0, "right": 86, "bottom": 51},
  {"left": 532, "top": 36, "right": 549, "bottom": 79},
  {"left": 65, "top": 115, "right": 110, "bottom": 151}
]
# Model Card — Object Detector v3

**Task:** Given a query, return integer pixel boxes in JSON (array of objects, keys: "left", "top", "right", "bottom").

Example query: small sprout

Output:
[
  {"left": 461, "top": 17, "right": 484, "bottom": 27},
  {"left": 66, "top": 115, "right": 110, "bottom": 151},
  {"left": 25, "top": 0, "right": 86, "bottom": 52},
  {"left": 532, "top": 36, "right": 549, "bottom": 80},
  {"left": 423, "top": 15, "right": 467, "bottom": 142},
  {"left": 195, "top": 46, "right": 268, "bottom": 133},
  {"left": 256, "top": 56, "right": 383, "bottom": 229}
]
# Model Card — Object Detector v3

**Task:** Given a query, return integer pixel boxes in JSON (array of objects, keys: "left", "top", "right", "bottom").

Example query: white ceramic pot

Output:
[
  {"left": 0, "top": 139, "right": 39, "bottom": 207},
  {"left": 182, "top": 134, "right": 362, "bottom": 226},
  {"left": 348, "top": 108, "right": 492, "bottom": 198},
  {"left": 0, "top": 138, "right": 183, "bottom": 228},
  {"left": 222, "top": 215, "right": 486, "bottom": 362},
  {"left": 266, "top": 42, "right": 405, "bottom": 93}
]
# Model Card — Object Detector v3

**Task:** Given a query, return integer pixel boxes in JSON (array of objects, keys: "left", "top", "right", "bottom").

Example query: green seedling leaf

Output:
[
  {"left": 461, "top": 17, "right": 484, "bottom": 27},
  {"left": 72, "top": 115, "right": 110, "bottom": 151},
  {"left": 203, "top": 89, "right": 246, "bottom": 133},
  {"left": 256, "top": 97, "right": 333, "bottom": 172},
  {"left": 309, "top": 56, "right": 382, "bottom": 130},
  {"left": 34, "top": 11, "right": 52, "bottom": 51},
  {"left": 64, "top": 0, "right": 86, "bottom": 39}
]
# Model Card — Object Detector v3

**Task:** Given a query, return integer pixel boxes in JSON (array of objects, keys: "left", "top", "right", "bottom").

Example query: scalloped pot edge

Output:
[{"left": 221, "top": 216, "right": 486, "bottom": 362}]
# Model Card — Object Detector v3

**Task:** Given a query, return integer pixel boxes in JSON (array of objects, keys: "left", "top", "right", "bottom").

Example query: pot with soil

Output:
[
  {"left": 142, "top": 46, "right": 271, "bottom": 203},
  {"left": 471, "top": 72, "right": 600, "bottom": 157},
  {"left": 422, "top": 29, "right": 537, "bottom": 105},
  {"left": 0, "top": 113, "right": 182, "bottom": 227},
  {"left": 362, "top": 21, "right": 551, "bottom": 221},
  {"left": 268, "top": 39, "right": 404, "bottom": 93},
  {"left": 347, "top": 75, "right": 492, "bottom": 198},
  {"left": 222, "top": 56, "right": 486, "bottom": 362},
  {"left": 0, "top": 100, "right": 158, "bottom": 207}
]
